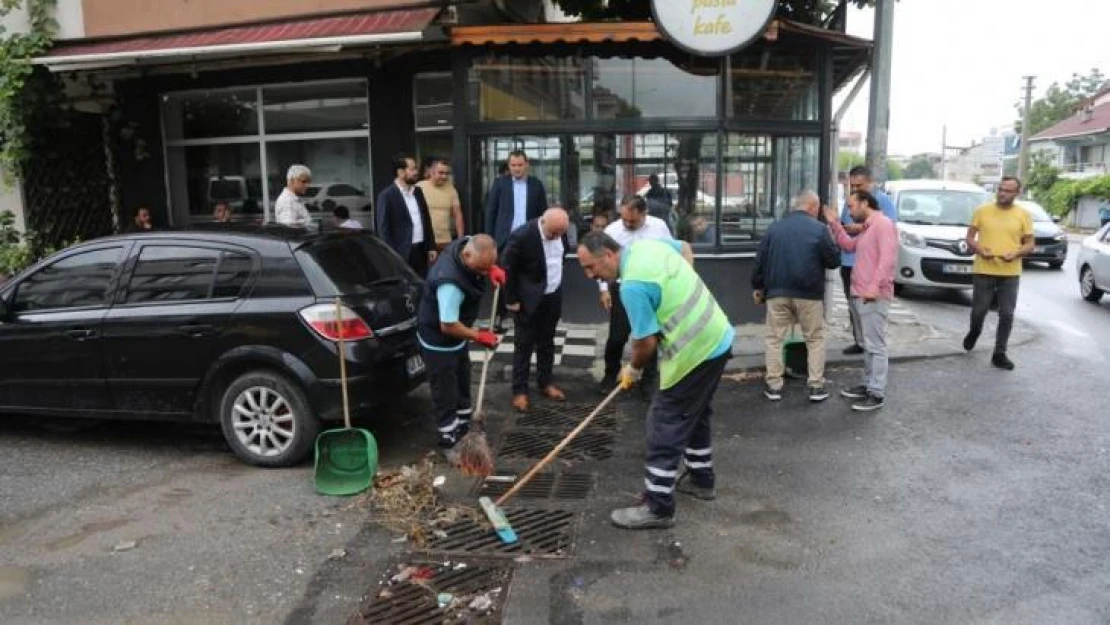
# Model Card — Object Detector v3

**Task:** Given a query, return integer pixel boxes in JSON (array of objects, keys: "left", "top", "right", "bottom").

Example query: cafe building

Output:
[{"left": 34, "top": 0, "right": 871, "bottom": 322}]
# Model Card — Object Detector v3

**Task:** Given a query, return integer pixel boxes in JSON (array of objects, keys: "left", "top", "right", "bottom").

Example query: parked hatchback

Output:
[
  {"left": 1077, "top": 223, "right": 1110, "bottom": 303},
  {"left": 0, "top": 226, "right": 427, "bottom": 467}
]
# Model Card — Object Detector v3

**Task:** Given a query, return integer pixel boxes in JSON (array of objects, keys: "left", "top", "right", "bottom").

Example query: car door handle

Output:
[
  {"left": 64, "top": 329, "right": 96, "bottom": 341},
  {"left": 178, "top": 323, "right": 217, "bottom": 337}
]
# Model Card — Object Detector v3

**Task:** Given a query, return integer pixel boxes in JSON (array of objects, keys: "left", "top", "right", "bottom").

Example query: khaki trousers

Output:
[{"left": 764, "top": 297, "right": 826, "bottom": 389}]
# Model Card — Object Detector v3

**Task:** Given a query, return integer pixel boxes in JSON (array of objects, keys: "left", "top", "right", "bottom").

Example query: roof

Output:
[
  {"left": 35, "top": 8, "right": 440, "bottom": 71},
  {"left": 1030, "top": 101, "right": 1110, "bottom": 142}
]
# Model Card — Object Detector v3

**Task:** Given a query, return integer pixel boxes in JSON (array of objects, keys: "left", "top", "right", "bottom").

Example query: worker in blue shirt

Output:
[
  {"left": 416, "top": 234, "right": 506, "bottom": 455},
  {"left": 840, "top": 165, "right": 897, "bottom": 354}
]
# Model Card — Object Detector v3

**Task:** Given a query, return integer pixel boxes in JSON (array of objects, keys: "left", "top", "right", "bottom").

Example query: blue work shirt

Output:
[
  {"left": 841, "top": 188, "right": 897, "bottom": 267},
  {"left": 418, "top": 284, "right": 467, "bottom": 352},
  {"left": 511, "top": 178, "right": 528, "bottom": 231},
  {"left": 619, "top": 240, "right": 734, "bottom": 360}
]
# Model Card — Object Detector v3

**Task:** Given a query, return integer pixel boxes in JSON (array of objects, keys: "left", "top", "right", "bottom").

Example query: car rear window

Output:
[{"left": 296, "top": 235, "right": 412, "bottom": 294}]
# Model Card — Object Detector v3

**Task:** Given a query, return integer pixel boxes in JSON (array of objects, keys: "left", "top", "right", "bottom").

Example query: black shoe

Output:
[
  {"left": 851, "top": 394, "right": 885, "bottom": 411},
  {"left": 839, "top": 385, "right": 868, "bottom": 399},
  {"left": 598, "top": 374, "right": 617, "bottom": 394},
  {"left": 962, "top": 331, "right": 980, "bottom": 351},
  {"left": 808, "top": 384, "right": 830, "bottom": 403},
  {"left": 991, "top": 353, "right": 1015, "bottom": 370},
  {"left": 675, "top": 472, "right": 716, "bottom": 501},
  {"left": 842, "top": 344, "right": 865, "bottom": 355},
  {"left": 764, "top": 384, "right": 783, "bottom": 401}
]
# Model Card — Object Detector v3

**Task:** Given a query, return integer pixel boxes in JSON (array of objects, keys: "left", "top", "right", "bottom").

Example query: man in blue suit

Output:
[
  {"left": 485, "top": 150, "right": 547, "bottom": 329},
  {"left": 376, "top": 153, "right": 437, "bottom": 277}
]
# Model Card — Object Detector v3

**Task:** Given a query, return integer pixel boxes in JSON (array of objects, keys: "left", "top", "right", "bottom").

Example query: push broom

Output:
[{"left": 454, "top": 285, "right": 501, "bottom": 477}]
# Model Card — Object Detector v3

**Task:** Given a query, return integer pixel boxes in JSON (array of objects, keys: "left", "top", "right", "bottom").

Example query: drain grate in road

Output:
[
  {"left": 350, "top": 561, "right": 511, "bottom": 625},
  {"left": 422, "top": 508, "right": 576, "bottom": 558},
  {"left": 517, "top": 403, "right": 619, "bottom": 431},
  {"left": 474, "top": 472, "right": 595, "bottom": 500},
  {"left": 498, "top": 430, "right": 615, "bottom": 462}
]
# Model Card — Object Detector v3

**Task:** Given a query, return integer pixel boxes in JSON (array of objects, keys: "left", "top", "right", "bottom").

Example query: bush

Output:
[
  {"left": 1041, "top": 175, "right": 1110, "bottom": 217},
  {"left": 0, "top": 211, "right": 74, "bottom": 279}
]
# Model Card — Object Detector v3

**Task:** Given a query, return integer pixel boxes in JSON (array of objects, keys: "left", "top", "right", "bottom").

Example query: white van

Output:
[{"left": 882, "top": 179, "right": 992, "bottom": 291}]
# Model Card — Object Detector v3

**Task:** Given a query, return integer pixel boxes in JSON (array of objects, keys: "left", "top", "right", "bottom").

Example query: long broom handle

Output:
[
  {"left": 472, "top": 285, "right": 500, "bottom": 425},
  {"left": 495, "top": 385, "right": 624, "bottom": 507},
  {"left": 336, "top": 298, "right": 351, "bottom": 431}
]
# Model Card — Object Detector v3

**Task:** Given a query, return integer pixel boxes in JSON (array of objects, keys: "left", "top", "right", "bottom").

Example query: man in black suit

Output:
[
  {"left": 376, "top": 153, "right": 437, "bottom": 277},
  {"left": 485, "top": 150, "right": 547, "bottom": 329},
  {"left": 502, "top": 207, "right": 570, "bottom": 412}
]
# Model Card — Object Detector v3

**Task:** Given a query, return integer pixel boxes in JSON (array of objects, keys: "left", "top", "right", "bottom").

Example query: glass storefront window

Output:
[
  {"left": 591, "top": 57, "right": 718, "bottom": 119},
  {"left": 162, "top": 89, "right": 259, "bottom": 140},
  {"left": 728, "top": 48, "right": 818, "bottom": 121},
  {"left": 266, "top": 138, "right": 372, "bottom": 227},
  {"left": 165, "top": 144, "right": 265, "bottom": 220},
  {"left": 468, "top": 56, "right": 587, "bottom": 122},
  {"left": 773, "top": 136, "right": 821, "bottom": 228},
  {"left": 720, "top": 134, "right": 773, "bottom": 243},
  {"left": 414, "top": 73, "right": 455, "bottom": 130},
  {"left": 261, "top": 81, "right": 368, "bottom": 134}
]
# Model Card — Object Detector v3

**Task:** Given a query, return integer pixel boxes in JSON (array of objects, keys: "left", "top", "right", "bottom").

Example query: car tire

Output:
[
  {"left": 218, "top": 370, "right": 320, "bottom": 467},
  {"left": 1080, "top": 266, "right": 1104, "bottom": 303},
  {"left": 1048, "top": 261, "right": 1064, "bottom": 270},
  {"left": 893, "top": 283, "right": 905, "bottom": 296}
]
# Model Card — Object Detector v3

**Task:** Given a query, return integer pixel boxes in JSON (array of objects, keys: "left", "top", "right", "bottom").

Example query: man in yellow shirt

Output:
[
  {"left": 416, "top": 158, "right": 466, "bottom": 252},
  {"left": 963, "top": 176, "right": 1034, "bottom": 370}
]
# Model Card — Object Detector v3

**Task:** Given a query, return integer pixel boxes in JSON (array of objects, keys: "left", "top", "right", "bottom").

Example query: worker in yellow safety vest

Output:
[{"left": 576, "top": 232, "right": 734, "bottom": 529}]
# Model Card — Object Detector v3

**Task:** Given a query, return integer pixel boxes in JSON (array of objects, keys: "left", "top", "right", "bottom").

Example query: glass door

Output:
[{"left": 471, "top": 135, "right": 563, "bottom": 235}]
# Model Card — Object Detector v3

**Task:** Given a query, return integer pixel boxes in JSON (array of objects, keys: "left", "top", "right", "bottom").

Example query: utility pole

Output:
[
  {"left": 1018, "top": 75, "right": 1036, "bottom": 183},
  {"left": 865, "top": 0, "right": 895, "bottom": 182}
]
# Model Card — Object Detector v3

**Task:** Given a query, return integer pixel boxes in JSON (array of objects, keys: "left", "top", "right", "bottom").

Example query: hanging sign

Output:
[{"left": 651, "top": 0, "right": 777, "bottom": 57}]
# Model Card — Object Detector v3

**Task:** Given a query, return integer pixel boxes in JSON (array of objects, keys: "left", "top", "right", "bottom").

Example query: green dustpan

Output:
[{"left": 314, "top": 298, "right": 378, "bottom": 496}]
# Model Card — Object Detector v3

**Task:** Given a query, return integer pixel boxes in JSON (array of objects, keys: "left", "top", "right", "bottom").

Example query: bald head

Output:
[
  {"left": 793, "top": 191, "right": 821, "bottom": 218},
  {"left": 540, "top": 208, "right": 569, "bottom": 241},
  {"left": 462, "top": 234, "right": 498, "bottom": 273}
]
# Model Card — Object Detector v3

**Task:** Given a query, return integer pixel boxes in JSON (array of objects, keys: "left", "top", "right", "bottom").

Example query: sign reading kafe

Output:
[{"left": 651, "top": 0, "right": 777, "bottom": 57}]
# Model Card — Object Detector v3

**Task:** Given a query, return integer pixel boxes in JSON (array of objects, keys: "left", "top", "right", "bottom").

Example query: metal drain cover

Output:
[
  {"left": 422, "top": 508, "right": 576, "bottom": 557},
  {"left": 475, "top": 472, "right": 595, "bottom": 500},
  {"left": 517, "top": 403, "right": 619, "bottom": 431},
  {"left": 498, "top": 430, "right": 615, "bottom": 461},
  {"left": 351, "top": 561, "right": 510, "bottom": 625}
]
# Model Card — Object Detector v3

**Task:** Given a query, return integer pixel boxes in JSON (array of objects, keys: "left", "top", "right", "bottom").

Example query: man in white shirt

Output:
[
  {"left": 501, "top": 208, "right": 571, "bottom": 412},
  {"left": 599, "top": 194, "right": 674, "bottom": 394},
  {"left": 274, "top": 165, "right": 312, "bottom": 227},
  {"left": 333, "top": 206, "right": 362, "bottom": 230}
]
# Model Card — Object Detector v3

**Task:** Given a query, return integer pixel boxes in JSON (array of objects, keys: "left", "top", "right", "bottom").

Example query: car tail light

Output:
[{"left": 299, "top": 304, "right": 374, "bottom": 341}]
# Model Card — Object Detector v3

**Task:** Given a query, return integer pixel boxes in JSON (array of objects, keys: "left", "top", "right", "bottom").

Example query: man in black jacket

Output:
[
  {"left": 752, "top": 191, "right": 841, "bottom": 403},
  {"left": 376, "top": 153, "right": 437, "bottom": 277},
  {"left": 501, "top": 208, "right": 570, "bottom": 412}
]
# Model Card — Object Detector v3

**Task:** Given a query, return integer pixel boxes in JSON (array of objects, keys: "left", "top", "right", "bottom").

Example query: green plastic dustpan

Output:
[{"left": 314, "top": 298, "right": 378, "bottom": 496}]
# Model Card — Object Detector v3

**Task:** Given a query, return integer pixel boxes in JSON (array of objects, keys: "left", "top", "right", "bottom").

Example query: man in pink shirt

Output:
[{"left": 824, "top": 190, "right": 899, "bottom": 411}]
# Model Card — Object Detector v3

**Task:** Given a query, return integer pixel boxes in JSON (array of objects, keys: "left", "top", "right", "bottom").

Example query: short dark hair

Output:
[
  {"left": 421, "top": 156, "right": 438, "bottom": 173},
  {"left": 392, "top": 153, "right": 414, "bottom": 175},
  {"left": 1000, "top": 175, "right": 1023, "bottom": 190},
  {"left": 850, "top": 190, "right": 879, "bottom": 210},
  {"left": 333, "top": 206, "right": 350, "bottom": 219},
  {"left": 579, "top": 231, "right": 622, "bottom": 255},
  {"left": 508, "top": 150, "right": 528, "bottom": 162},
  {"left": 848, "top": 165, "right": 873, "bottom": 180},
  {"left": 620, "top": 195, "right": 647, "bottom": 213}
]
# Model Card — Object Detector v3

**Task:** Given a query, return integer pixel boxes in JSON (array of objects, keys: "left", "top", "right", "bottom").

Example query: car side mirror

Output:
[{"left": 1052, "top": 215, "right": 1061, "bottom": 223}]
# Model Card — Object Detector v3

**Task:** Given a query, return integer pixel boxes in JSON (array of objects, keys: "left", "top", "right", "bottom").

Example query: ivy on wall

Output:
[{"left": 0, "top": 0, "right": 58, "bottom": 183}]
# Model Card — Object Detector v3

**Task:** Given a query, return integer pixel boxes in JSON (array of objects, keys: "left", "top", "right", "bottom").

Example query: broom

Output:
[{"left": 455, "top": 285, "right": 500, "bottom": 477}]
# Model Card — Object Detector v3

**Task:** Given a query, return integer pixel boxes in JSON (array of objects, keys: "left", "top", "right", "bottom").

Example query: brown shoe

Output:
[
  {"left": 512, "top": 394, "right": 530, "bottom": 412},
  {"left": 540, "top": 385, "right": 566, "bottom": 401}
]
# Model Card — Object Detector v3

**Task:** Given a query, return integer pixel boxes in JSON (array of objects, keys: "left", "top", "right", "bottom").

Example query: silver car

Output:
[{"left": 1077, "top": 223, "right": 1110, "bottom": 303}]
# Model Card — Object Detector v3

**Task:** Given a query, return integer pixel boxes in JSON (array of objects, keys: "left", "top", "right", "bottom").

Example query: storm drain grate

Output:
[
  {"left": 498, "top": 430, "right": 615, "bottom": 461},
  {"left": 474, "top": 472, "right": 596, "bottom": 500},
  {"left": 517, "top": 403, "right": 619, "bottom": 431},
  {"left": 422, "top": 508, "right": 576, "bottom": 557},
  {"left": 350, "top": 561, "right": 511, "bottom": 625}
]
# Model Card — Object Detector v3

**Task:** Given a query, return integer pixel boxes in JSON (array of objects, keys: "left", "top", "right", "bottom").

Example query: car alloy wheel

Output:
[
  {"left": 1081, "top": 267, "right": 1104, "bottom": 302},
  {"left": 230, "top": 385, "right": 297, "bottom": 458}
]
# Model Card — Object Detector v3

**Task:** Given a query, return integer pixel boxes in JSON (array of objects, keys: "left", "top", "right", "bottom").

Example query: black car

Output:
[
  {"left": 0, "top": 226, "right": 426, "bottom": 467},
  {"left": 1019, "top": 200, "right": 1068, "bottom": 269}
]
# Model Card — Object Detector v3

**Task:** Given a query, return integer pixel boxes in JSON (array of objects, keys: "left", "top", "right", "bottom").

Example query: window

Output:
[
  {"left": 13, "top": 248, "right": 123, "bottom": 312},
  {"left": 592, "top": 57, "right": 718, "bottom": 119},
  {"left": 262, "top": 82, "right": 368, "bottom": 134},
  {"left": 469, "top": 56, "right": 587, "bottom": 121},
  {"left": 414, "top": 73, "right": 455, "bottom": 130},
  {"left": 125, "top": 246, "right": 221, "bottom": 303},
  {"left": 296, "top": 237, "right": 410, "bottom": 295},
  {"left": 728, "top": 47, "right": 818, "bottom": 121},
  {"left": 212, "top": 252, "right": 253, "bottom": 299},
  {"left": 721, "top": 134, "right": 774, "bottom": 243},
  {"left": 162, "top": 89, "right": 259, "bottom": 140}
]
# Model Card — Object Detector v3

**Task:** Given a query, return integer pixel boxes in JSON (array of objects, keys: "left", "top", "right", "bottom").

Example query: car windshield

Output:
[
  {"left": 897, "top": 189, "right": 990, "bottom": 226},
  {"left": 1019, "top": 201, "right": 1053, "bottom": 222},
  {"left": 297, "top": 235, "right": 411, "bottom": 295}
]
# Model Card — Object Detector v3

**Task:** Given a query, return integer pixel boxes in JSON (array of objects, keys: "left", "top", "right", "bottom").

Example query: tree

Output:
[
  {"left": 1015, "top": 68, "right": 1108, "bottom": 136},
  {"left": 552, "top": 0, "right": 880, "bottom": 26},
  {"left": 1026, "top": 150, "right": 1060, "bottom": 202},
  {"left": 885, "top": 159, "right": 903, "bottom": 181},
  {"left": 838, "top": 151, "right": 864, "bottom": 172},
  {"left": 904, "top": 156, "right": 936, "bottom": 180}
]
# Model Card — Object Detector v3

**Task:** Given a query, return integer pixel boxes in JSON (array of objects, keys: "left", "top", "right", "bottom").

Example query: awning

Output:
[{"left": 35, "top": 8, "right": 442, "bottom": 72}]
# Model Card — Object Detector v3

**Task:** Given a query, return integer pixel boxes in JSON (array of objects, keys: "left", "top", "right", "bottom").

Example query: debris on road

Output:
[
  {"left": 328, "top": 548, "right": 347, "bottom": 561},
  {"left": 112, "top": 540, "right": 138, "bottom": 553}
]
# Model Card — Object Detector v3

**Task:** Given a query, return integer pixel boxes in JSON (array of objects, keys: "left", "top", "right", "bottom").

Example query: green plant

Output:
[
  {"left": 0, "top": 0, "right": 58, "bottom": 184},
  {"left": 0, "top": 209, "right": 74, "bottom": 277},
  {"left": 1041, "top": 174, "right": 1110, "bottom": 217}
]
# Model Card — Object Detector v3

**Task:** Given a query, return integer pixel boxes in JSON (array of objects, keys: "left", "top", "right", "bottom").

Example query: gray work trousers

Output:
[{"left": 857, "top": 298, "right": 891, "bottom": 398}]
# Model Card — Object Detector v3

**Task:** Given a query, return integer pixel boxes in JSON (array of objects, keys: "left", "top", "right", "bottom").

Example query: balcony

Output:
[{"left": 1058, "top": 161, "right": 1109, "bottom": 180}]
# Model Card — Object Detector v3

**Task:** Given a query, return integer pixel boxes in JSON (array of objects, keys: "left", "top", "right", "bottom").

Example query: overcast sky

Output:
[{"left": 838, "top": 0, "right": 1110, "bottom": 156}]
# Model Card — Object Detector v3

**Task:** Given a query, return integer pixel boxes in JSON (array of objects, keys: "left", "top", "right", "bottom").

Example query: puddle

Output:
[
  {"left": 0, "top": 566, "right": 31, "bottom": 601},
  {"left": 43, "top": 519, "right": 131, "bottom": 552}
]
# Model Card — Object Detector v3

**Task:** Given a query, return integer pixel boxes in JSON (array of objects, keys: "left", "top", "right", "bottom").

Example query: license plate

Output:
[
  {"left": 405, "top": 355, "right": 425, "bottom": 376},
  {"left": 943, "top": 264, "right": 972, "bottom": 274},
  {"left": 1033, "top": 246, "right": 1045, "bottom": 254}
]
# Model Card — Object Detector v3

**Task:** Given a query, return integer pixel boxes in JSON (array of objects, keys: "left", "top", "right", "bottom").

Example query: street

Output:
[{"left": 2, "top": 243, "right": 1109, "bottom": 624}]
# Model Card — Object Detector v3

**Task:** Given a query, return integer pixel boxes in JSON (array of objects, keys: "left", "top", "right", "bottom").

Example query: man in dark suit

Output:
[
  {"left": 376, "top": 153, "right": 437, "bottom": 277},
  {"left": 485, "top": 150, "right": 547, "bottom": 330},
  {"left": 502, "top": 207, "right": 570, "bottom": 412}
]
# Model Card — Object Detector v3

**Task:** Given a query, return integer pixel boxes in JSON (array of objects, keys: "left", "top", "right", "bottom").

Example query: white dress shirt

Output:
[
  {"left": 539, "top": 224, "right": 564, "bottom": 295},
  {"left": 599, "top": 215, "right": 673, "bottom": 291},
  {"left": 274, "top": 188, "right": 310, "bottom": 226},
  {"left": 398, "top": 182, "right": 424, "bottom": 244},
  {"left": 339, "top": 219, "right": 363, "bottom": 230}
]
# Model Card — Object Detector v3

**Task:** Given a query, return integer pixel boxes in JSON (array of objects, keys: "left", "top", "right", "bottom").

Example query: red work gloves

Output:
[
  {"left": 488, "top": 264, "right": 507, "bottom": 287},
  {"left": 474, "top": 329, "right": 499, "bottom": 349}
]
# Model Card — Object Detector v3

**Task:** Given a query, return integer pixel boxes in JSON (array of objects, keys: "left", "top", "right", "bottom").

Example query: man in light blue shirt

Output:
[
  {"left": 840, "top": 165, "right": 897, "bottom": 355},
  {"left": 512, "top": 176, "right": 528, "bottom": 230}
]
